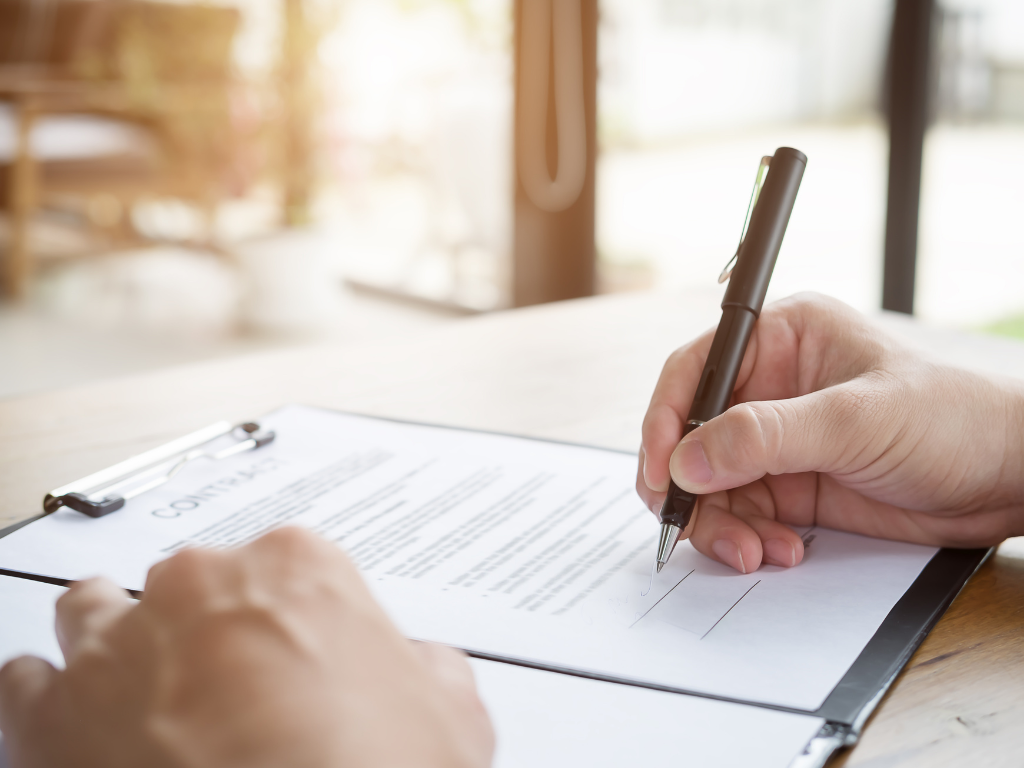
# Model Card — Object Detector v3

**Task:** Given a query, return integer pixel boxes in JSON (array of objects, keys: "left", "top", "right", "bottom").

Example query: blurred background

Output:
[{"left": 1, "top": 0, "right": 1022, "bottom": 398}]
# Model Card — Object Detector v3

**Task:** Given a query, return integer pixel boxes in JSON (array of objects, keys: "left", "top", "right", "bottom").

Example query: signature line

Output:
[
  {"left": 701, "top": 580, "right": 761, "bottom": 640},
  {"left": 629, "top": 569, "right": 695, "bottom": 629}
]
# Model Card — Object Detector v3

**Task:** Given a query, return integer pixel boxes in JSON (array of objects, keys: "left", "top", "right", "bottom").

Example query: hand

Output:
[
  {"left": 0, "top": 528, "right": 494, "bottom": 768},
  {"left": 637, "top": 293, "right": 1024, "bottom": 573}
]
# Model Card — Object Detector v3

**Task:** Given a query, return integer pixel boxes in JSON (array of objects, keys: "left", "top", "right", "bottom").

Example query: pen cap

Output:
[{"left": 722, "top": 147, "right": 806, "bottom": 316}]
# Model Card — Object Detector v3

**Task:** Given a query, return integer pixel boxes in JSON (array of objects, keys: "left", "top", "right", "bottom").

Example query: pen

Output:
[{"left": 655, "top": 146, "right": 806, "bottom": 572}]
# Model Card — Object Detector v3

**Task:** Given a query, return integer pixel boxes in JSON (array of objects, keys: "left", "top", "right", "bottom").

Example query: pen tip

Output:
[{"left": 655, "top": 523, "right": 681, "bottom": 574}]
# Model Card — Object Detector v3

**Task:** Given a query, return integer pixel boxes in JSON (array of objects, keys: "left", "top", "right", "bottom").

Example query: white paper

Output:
[
  {"left": 0, "top": 577, "right": 64, "bottom": 671},
  {"left": 0, "top": 576, "right": 65, "bottom": 750},
  {"left": 0, "top": 404, "right": 938, "bottom": 711},
  {"left": 0, "top": 575, "right": 823, "bottom": 768},
  {"left": 472, "top": 659, "right": 824, "bottom": 768}
]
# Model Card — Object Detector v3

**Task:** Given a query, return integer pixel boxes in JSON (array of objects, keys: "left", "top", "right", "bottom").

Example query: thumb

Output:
[
  {"left": 668, "top": 383, "right": 884, "bottom": 494},
  {"left": 0, "top": 656, "right": 59, "bottom": 766}
]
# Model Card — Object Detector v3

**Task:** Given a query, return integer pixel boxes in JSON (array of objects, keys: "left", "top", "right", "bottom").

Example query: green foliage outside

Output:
[{"left": 983, "top": 315, "right": 1024, "bottom": 340}]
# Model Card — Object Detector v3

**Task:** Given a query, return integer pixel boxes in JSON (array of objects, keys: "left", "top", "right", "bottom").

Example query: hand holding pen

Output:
[
  {"left": 636, "top": 151, "right": 1024, "bottom": 572},
  {"left": 637, "top": 291, "right": 1024, "bottom": 572}
]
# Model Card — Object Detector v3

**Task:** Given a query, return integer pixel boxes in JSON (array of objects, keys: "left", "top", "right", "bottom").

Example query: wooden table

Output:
[{"left": 1, "top": 290, "right": 1021, "bottom": 765}]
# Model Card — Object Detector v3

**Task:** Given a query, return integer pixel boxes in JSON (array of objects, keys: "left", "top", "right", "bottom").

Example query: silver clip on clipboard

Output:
[{"left": 45, "top": 421, "right": 276, "bottom": 518}]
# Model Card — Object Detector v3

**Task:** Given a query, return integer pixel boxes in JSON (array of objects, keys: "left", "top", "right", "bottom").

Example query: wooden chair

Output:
[{"left": 0, "top": 0, "right": 241, "bottom": 298}]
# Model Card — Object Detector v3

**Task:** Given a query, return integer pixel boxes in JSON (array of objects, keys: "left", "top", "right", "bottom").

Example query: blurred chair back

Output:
[
  {"left": 0, "top": 0, "right": 238, "bottom": 78},
  {"left": 0, "top": 0, "right": 242, "bottom": 298}
]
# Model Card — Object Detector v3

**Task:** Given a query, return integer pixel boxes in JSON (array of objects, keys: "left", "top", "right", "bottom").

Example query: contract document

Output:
[
  {"left": 0, "top": 405, "right": 939, "bottom": 712},
  {"left": 0, "top": 575, "right": 824, "bottom": 768}
]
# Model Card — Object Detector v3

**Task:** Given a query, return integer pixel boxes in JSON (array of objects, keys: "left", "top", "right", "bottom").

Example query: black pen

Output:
[{"left": 655, "top": 147, "right": 806, "bottom": 572}]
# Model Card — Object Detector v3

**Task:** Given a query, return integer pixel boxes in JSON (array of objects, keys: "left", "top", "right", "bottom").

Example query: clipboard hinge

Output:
[
  {"left": 44, "top": 421, "right": 275, "bottom": 518},
  {"left": 788, "top": 722, "right": 855, "bottom": 768}
]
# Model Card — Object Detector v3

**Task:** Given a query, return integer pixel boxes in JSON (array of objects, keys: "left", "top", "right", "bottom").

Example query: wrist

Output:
[{"left": 1000, "top": 378, "right": 1024, "bottom": 536}]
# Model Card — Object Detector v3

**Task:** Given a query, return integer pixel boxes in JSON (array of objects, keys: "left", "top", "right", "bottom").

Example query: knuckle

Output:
[
  {"left": 664, "top": 345, "right": 692, "bottom": 372},
  {"left": 769, "top": 291, "right": 829, "bottom": 320},
  {"left": 642, "top": 402, "right": 667, "bottom": 435},
  {"left": 661, "top": 341, "right": 708, "bottom": 387},
  {"left": 640, "top": 404, "right": 662, "bottom": 441},
  {"left": 640, "top": 410, "right": 657, "bottom": 445},
  {"left": 59, "top": 577, "right": 109, "bottom": 608},
  {"left": 789, "top": 290, "right": 826, "bottom": 308},
  {"left": 146, "top": 547, "right": 224, "bottom": 604},
  {"left": 786, "top": 292, "right": 859, "bottom": 337},
  {"left": 0, "top": 655, "right": 52, "bottom": 703},
  {"left": 257, "top": 525, "right": 321, "bottom": 556},
  {"left": 55, "top": 582, "right": 85, "bottom": 613},
  {"left": 791, "top": 290, "right": 840, "bottom": 314},
  {"left": 262, "top": 525, "right": 316, "bottom": 547},
  {"left": 256, "top": 526, "right": 341, "bottom": 571},
  {"left": 252, "top": 528, "right": 361, "bottom": 599},
  {"left": 0, "top": 656, "right": 28, "bottom": 688},
  {"left": 635, "top": 474, "right": 649, "bottom": 498},
  {"left": 165, "top": 547, "right": 220, "bottom": 578},
  {"left": 641, "top": 404, "right": 683, "bottom": 460}
]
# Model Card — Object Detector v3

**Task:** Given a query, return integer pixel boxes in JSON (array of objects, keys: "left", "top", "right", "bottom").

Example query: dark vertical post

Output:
[
  {"left": 883, "top": 0, "right": 934, "bottom": 315},
  {"left": 512, "top": 0, "right": 597, "bottom": 307}
]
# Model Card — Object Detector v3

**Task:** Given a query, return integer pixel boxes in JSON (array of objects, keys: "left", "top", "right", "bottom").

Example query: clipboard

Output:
[
  {"left": 43, "top": 421, "right": 275, "bottom": 518},
  {"left": 0, "top": 411, "right": 992, "bottom": 768}
]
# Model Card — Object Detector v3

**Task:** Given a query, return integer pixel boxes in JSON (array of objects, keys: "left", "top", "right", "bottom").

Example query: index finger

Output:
[{"left": 641, "top": 326, "right": 733, "bottom": 493}]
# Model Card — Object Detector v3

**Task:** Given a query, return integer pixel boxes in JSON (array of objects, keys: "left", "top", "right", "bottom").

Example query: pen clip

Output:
[{"left": 718, "top": 155, "right": 772, "bottom": 284}]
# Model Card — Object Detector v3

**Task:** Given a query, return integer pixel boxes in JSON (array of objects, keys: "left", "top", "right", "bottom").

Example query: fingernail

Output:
[
  {"left": 674, "top": 440, "right": 713, "bottom": 486},
  {"left": 763, "top": 538, "right": 796, "bottom": 567},
  {"left": 712, "top": 540, "right": 746, "bottom": 573}
]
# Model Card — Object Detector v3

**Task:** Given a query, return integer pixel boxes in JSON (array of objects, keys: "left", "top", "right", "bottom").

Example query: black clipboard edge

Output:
[
  {"left": 0, "top": 514, "right": 44, "bottom": 540},
  {"left": 0, "top": 566, "right": 70, "bottom": 589},
  {"left": 813, "top": 546, "right": 992, "bottom": 724},
  {"left": 792, "top": 545, "right": 992, "bottom": 768},
  {"left": 0, "top": 515, "right": 145, "bottom": 600}
]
